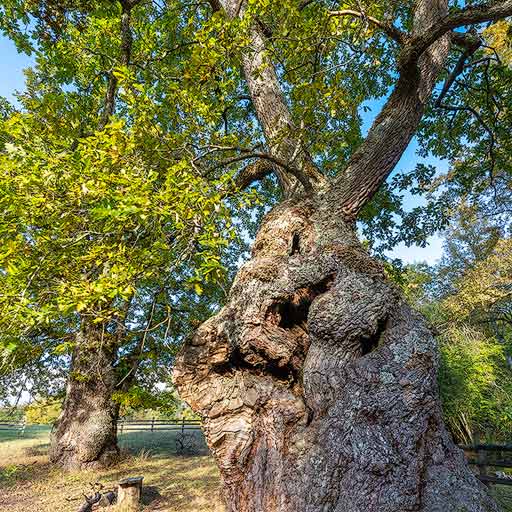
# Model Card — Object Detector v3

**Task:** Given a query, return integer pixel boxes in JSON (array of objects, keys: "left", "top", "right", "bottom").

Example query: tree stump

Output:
[{"left": 117, "top": 476, "right": 143, "bottom": 510}]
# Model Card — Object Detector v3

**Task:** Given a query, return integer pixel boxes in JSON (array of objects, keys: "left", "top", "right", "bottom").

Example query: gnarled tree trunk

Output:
[
  {"left": 175, "top": 197, "right": 498, "bottom": 511},
  {"left": 174, "top": 0, "right": 512, "bottom": 509},
  {"left": 49, "top": 324, "right": 119, "bottom": 470}
]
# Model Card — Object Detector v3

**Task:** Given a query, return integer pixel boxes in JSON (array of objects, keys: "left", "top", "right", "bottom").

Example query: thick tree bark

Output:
[
  {"left": 49, "top": 324, "right": 120, "bottom": 470},
  {"left": 174, "top": 1, "right": 511, "bottom": 510},
  {"left": 175, "top": 198, "right": 498, "bottom": 511}
]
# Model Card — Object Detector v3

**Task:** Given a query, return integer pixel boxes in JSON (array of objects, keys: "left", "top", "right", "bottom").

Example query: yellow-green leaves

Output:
[
  {"left": 443, "top": 239, "right": 512, "bottom": 322},
  {"left": 0, "top": 110, "right": 235, "bottom": 356},
  {"left": 439, "top": 326, "right": 512, "bottom": 443},
  {"left": 484, "top": 21, "right": 512, "bottom": 66}
]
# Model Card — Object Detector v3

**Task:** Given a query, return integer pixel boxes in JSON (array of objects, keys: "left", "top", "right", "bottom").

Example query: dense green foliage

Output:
[
  {"left": 0, "top": 0, "right": 259, "bottom": 408},
  {"left": 400, "top": 208, "right": 512, "bottom": 443},
  {"left": 438, "top": 327, "right": 511, "bottom": 444},
  {"left": 24, "top": 399, "right": 61, "bottom": 425}
]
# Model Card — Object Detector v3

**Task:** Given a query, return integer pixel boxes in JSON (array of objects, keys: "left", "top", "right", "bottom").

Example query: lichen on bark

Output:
[
  {"left": 175, "top": 197, "right": 498, "bottom": 512},
  {"left": 49, "top": 326, "right": 119, "bottom": 471}
]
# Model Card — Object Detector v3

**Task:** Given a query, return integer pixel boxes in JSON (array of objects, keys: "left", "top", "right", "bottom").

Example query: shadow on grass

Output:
[
  {"left": 0, "top": 424, "right": 51, "bottom": 444},
  {"left": 118, "top": 428, "right": 209, "bottom": 456},
  {"left": 142, "top": 485, "right": 162, "bottom": 505}
]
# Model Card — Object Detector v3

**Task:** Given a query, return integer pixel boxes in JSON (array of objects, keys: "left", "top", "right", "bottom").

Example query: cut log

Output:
[{"left": 117, "top": 476, "right": 143, "bottom": 510}]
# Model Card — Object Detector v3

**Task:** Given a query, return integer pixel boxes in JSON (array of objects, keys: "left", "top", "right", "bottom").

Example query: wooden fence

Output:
[
  {"left": 117, "top": 418, "right": 202, "bottom": 435},
  {"left": 460, "top": 444, "right": 512, "bottom": 487},
  {"left": 115, "top": 427, "right": 512, "bottom": 486},
  {"left": 3, "top": 414, "right": 511, "bottom": 488},
  {"left": 0, "top": 417, "right": 26, "bottom": 436}
]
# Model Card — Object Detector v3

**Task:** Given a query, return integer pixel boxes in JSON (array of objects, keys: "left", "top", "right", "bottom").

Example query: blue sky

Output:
[
  {"left": 0, "top": 36, "right": 33, "bottom": 105},
  {"left": 0, "top": 34, "right": 446, "bottom": 265}
]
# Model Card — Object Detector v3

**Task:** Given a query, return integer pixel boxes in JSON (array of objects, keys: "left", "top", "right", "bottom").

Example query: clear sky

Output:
[
  {"left": 0, "top": 34, "right": 446, "bottom": 265},
  {"left": 0, "top": 35, "right": 33, "bottom": 105}
]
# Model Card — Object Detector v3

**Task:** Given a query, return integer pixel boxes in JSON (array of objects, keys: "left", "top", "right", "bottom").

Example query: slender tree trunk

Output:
[
  {"left": 49, "top": 324, "right": 119, "bottom": 470},
  {"left": 175, "top": 197, "right": 498, "bottom": 511},
  {"left": 49, "top": 0, "right": 142, "bottom": 470}
]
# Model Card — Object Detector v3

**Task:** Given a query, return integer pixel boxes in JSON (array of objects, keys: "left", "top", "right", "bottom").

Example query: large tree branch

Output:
[
  {"left": 209, "top": 0, "right": 326, "bottom": 196},
  {"left": 234, "top": 159, "right": 274, "bottom": 190},
  {"left": 331, "top": 0, "right": 512, "bottom": 219},
  {"left": 330, "top": 0, "right": 451, "bottom": 219},
  {"left": 399, "top": 0, "right": 512, "bottom": 73},
  {"left": 205, "top": 150, "right": 313, "bottom": 192},
  {"left": 228, "top": 152, "right": 313, "bottom": 192}
]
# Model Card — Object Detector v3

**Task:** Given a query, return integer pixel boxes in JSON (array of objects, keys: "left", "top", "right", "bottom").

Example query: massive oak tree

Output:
[{"left": 174, "top": 0, "right": 512, "bottom": 510}]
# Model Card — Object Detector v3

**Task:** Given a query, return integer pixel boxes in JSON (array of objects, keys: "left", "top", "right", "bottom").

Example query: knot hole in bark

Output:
[
  {"left": 290, "top": 232, "right": 301, "bottom": 255},
  {"left": 359, "top": 316, "right": 388, "bottom": 356},
  {"left": 269, "top": 275, "right": 335, "bottom": 333}
]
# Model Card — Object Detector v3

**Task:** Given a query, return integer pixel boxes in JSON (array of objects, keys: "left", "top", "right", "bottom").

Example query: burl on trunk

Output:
[
  {"left": 49, "top": 325, "right": 119, "bottom": 471},
  {"left": 174, "top": 198, "right": 497, "bottom": 512}
]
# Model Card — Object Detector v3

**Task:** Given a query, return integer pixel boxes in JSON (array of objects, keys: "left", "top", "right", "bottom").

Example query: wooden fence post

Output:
[
  {"left": 477, "top": 448, "right": 489, "bottom": 486},
  {"left": 181, "top": 418, "right": 185, "bottom": 435},
  {"left": 151, "top": 417, "right": 155, "bottom": 433},
  {"left": 18, "top": 417, "right": 26, "bottom": 437}
]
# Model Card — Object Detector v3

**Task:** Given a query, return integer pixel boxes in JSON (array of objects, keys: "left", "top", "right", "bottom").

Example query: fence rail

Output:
[
  {"left": 3, "top": 415, "right": 511, "bottom": 488},
  {"left": 117, "top": 418, "right": 202, "bottom": 434},
  {"left": 0, "top": 418, "right": 26, "bottom": 435},
  {"left": 460, "top": 444, "right": 512, "bottom": 487}
]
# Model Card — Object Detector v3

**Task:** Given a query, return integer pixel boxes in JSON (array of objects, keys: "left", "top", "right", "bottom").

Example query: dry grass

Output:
[
  {"left": 0, "top": 427, "right": 225, "bottom": 512},
  {"left": 4, "top": 427, "right": 509, "bottom": 511}
]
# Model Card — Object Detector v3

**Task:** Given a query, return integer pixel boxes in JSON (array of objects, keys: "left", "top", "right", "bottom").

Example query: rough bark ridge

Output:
[
  {"left": 175, "top": 198, "right": 498, "bottom": 512},
  {"left": 49, "top": 325, "right": 119, "bottom": 471},
  {"left": 174, "top": 0, "right": 510, "bottom": 509}
]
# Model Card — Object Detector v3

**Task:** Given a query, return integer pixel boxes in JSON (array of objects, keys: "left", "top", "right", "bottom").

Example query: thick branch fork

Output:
[
  {"left": 399, "top": 0, "right": 512, "bottom": 72},
  {"left": 207, "top": 0, "right": 512, "bottom": 217}
]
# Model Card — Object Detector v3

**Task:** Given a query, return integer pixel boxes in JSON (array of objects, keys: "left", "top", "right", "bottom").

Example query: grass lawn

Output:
[
  {"left": 1, "top": 426, "right": 511, "bottom": 511},
  {"left": 0, "top": 425, "right": 225, "bottom": 512}
]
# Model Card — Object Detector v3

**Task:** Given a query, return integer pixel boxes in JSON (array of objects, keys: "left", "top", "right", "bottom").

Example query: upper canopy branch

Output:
[
  {"left": 435, "top": 31, "right": 482, "bottom": 107},
  {"left": 234, "top": 159, "right": 274, "bottom": 190},
  {"left": 399, "top": 0, "right": 512, "bottom": 72},
  {"left": 328, "top": 9, "right": 406, "bottom": 44},
  {"left": 214, "top": 151, "right": 314, "bottom": 193},
  {"left": 208, "top": 0, "right": 326, "bottom": 197},
  {"left": 330, "top": 0, "right": 512, "bottom": 220}
]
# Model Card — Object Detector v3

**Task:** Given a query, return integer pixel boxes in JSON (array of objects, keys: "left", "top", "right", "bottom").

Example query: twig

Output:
[{"left": 329, "top": 9, "right": 405, "bottom": 44}]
